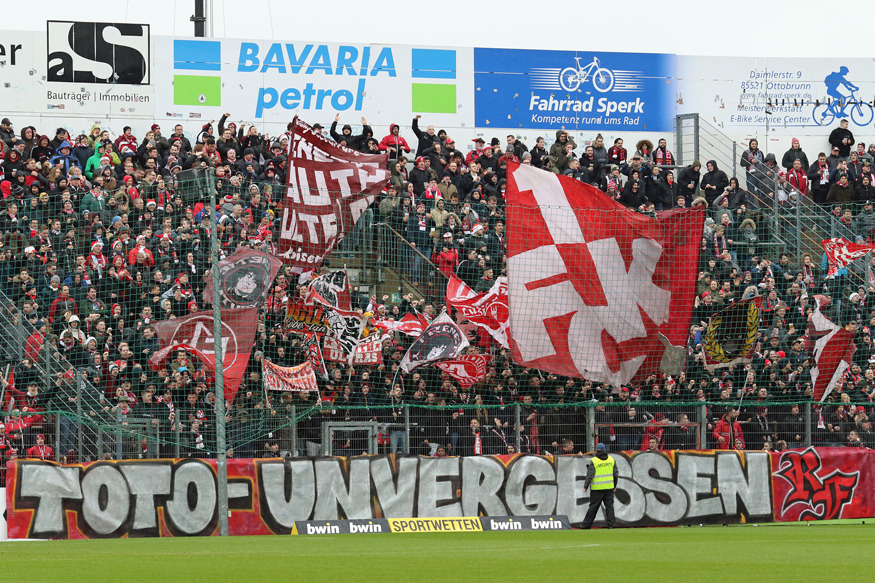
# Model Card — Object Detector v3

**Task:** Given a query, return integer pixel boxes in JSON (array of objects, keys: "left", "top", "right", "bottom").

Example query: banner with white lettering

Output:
[
  {"left": 262, "top": 360, "right": 319, "bottom": 393},
  {"left": 5, "top": 448, "right": 874, "bottom": 538},
  {"left": 324, "top": 336, "right": 383, "bottom": 365},
  {"left": 277, "top": 117, "right": 388, "bottom": 269}
]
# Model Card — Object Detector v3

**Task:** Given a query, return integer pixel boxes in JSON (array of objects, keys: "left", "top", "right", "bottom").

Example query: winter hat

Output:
[{"left": 151, "top": 124, "right": 160, "bottom": 132}]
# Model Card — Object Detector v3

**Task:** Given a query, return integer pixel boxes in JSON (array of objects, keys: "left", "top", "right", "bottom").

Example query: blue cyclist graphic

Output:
[{"left": 813, "top": 66, "right": 873, "bottom": 126}]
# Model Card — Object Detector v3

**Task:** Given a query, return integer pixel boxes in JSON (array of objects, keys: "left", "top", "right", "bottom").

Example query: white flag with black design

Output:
[{"left": 400, "top": 311, "right": 470, "bottom": 373}]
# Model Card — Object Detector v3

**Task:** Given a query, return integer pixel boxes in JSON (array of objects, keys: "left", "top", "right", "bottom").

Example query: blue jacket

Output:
[{"left": 48, "top": 141, "right": 82, "bottom": 171}]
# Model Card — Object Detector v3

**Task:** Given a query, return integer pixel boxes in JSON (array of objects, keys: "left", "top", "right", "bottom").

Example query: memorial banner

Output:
[{"left": 6, "top": 448, "right": 874, "bottom": 539}]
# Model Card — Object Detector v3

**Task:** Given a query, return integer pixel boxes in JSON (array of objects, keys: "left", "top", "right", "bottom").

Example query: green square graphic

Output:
[
  {"left": 411, "top": 83, "right": 456, "bottom": 114},
  {"left": 174, "top": 74, "right": 221, "bottom": 106}
]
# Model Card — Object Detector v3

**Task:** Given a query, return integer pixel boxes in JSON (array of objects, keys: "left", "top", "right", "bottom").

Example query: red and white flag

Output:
[
  {"left": 505, "top": 162, "right": 703, "bottom": 386},
  {"left": 152, "top": 308, "right": 258, "bottom": 403},
  {"left": 375, "top": 312, "right": 430, "bottom": 337},
  {"left": 434, "top": 354, "right": 492, "bottom": 388},
  {"left": 807, "top": 295, "right": 857, "bottom": 402},
  {"left": 277, "top": 117, "right": 388, "bottom": 269},
  {"left": 400, "top": 312, "right": 470, "bottom": 373},
  {"left": 445, "top": 274, "right": 509, "bottom": 348},
  {"left": 302, "top": 332, "right": 328, "bottom": 380},
  {"left": 822, "top": 237, "right": 875, "bottom": 278},
  {"left": 262, "top": 360, "right": 319, "bottom": 393},
  {"left": 325, "top": 336, "right": 383, "bottom": 365}
]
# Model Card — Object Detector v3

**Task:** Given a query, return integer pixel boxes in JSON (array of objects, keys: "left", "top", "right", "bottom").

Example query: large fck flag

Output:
[
  {"left": 277, "top": 117, "right": 389, "bottom": 269},
  {"left": 505, "top": 162, "right": 703, "bottom": 385},
  {"left": 152, "top": 308, "right": 258, "bottom": 403}
]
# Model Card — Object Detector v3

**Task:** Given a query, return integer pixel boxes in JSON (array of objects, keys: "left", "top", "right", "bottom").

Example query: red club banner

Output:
[
  {"left": 277, "top": 117, "right": 388, "bottom": 269},
  {"left": 6, "top": 448, "right": 875, "bottom": 539},
  {"left": 152, "top": 308, "right": 258, "bottom": 403}
]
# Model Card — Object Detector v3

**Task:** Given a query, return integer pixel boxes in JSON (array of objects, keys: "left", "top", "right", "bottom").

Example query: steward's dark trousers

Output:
[{"left": 582, "top": 489, "right": 615, "bottom": 528}]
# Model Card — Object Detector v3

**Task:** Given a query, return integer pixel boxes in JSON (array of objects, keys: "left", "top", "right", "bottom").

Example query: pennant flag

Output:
[
  {"left": 302, "top": 332, "right": 328, "bottom": 380},
  {"left": 400, "top": 311, "right": 469, "bottom": 373},
  {"left": 203, "top": 248, "right": 283, "bottom": 309},
  {"left": 703, "top": 297, "right": 763, "bottom": 369},
  {"left": 445, "top": 275, "right": 509, "bottom": 348},
  {"left": 304, "top": 269, "right": 352, "bottom": 311},
  {"left": 278, "top": 117, "right": 389, "bottom": 269},
  {"left": 374, "top": 312, "right": 430, "bottom": 337},
  {"left": 808, "top": 295, "right": 857, "bottom": 402},
  {"left": 822, "top": 237, "right": 875, "bottom": 278},
  {"left": 152, "top": 308, "right": 258, "bottom": 403},
  {"left": 324, "top": 307, "right": 366, "bottom": 365},
  {"left": 505, "top": 162, "right": 703, "bottom": 386},
  {"left": 263, "top": 360, "right": 319, "bottom": 393},
  {"left": 434, "top": 354, "right": 492, "bottom": 388}
]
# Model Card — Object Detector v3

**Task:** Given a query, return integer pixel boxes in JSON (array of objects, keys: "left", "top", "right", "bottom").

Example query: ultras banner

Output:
[{"left": 6, "top": 448, "right": 873, "bottom": 538}]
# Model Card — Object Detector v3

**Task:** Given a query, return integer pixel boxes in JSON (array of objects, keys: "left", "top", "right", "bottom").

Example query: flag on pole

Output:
[
  {"left": 445, "top": 275, "right": 509, "bottom": 348},
  {"left": 807, "top": 295, "right": 857, "bottom": 402},
  {"left": 434, "top": 354, "right": 492, "bottom": 388},
  {"left": 400, "top": 312, "right": 470, "bottom": 373},
  {"left": 703, "top": 296, "right": 763, "bottom": 369},
  {"left": 277, "top": 117, "right": 389, "bottom": 270},
  {"left": 304, "top": 269, "right": 352, "bottom": 311},
  {"left": 822, "top": 238, "right": 875, "bottom": 278},
  {"left": 202, "top": 248, "right": 283, "bottom": 309}
]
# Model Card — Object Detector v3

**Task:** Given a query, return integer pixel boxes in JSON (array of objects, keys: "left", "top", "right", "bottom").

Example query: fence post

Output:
[
  {"left": 174, "top": 416, "right": 181, "bottom": 459},
  {"left": 732, "top": 142, "right": 738, "bottom": 177},
  {"left": 697, "top": 403, "right": 707, "bottom": 450},
  {"left": 291, "top": 405, "right": 297, "bottom": 457},
  {"left": 321, "top": 419, "right": 330, "bottom": 457},
  {"left": 514, "top": 404, "right": 522, "bottom": 452},
  {"left": 115, "top": 407, "right": 122, "bottom": 460},
  {"left": 55, "top": 414, "right": 61, "bottom": 462},
  {"left": 585, "top": 405, "right": 595, "bottom": 452},
  {"left": 804, "top": 402, "right": 812, "bottom": 447},
  {"left": 76, "top": 375, "right": 84, "bottom": 461},
  {"left": 404, "top": 405, "right": 410, "bottom": 455}
]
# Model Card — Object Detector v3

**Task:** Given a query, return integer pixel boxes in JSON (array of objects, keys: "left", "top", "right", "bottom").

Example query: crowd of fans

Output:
[{"left": 0, "top": 110, "right": 873, "bottom": 470}]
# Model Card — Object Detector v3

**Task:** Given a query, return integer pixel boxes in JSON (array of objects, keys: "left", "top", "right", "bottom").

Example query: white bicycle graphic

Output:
[{"left": 559, "top": 57, "right": 615, "bottom": 93}]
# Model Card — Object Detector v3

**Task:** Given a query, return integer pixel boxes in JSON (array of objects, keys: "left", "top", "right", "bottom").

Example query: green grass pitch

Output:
[{"left": 4, "top": 522, "right": 873, "bottom": 582}]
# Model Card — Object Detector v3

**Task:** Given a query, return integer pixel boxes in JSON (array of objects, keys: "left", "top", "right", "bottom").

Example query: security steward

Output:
[{"left": 581, "top": 442, "right": 619, "bottom": 529}]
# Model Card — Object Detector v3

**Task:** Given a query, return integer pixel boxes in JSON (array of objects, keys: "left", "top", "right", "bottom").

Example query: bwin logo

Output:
[{"left": 47, "top": 21, "right": 150, "bottom": 85}]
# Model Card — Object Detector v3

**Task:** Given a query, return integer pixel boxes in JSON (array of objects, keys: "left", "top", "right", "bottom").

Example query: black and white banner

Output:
[{"left": 400, "top": 312, "right": 469, "bottom": 373}]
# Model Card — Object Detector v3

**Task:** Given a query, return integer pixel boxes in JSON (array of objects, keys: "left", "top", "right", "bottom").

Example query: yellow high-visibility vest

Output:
[{"left": 591, "top": 456, "right": 616, "bottom": 490}]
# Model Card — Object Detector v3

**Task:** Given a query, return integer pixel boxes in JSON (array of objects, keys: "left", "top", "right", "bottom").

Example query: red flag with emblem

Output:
[
  {"left": 434, "top": 354, "right": 492, "bottom": 388},
  {"left": 277, "top": 117, "right": 389, "bottom": 270},
  {"left": 152, "top": 308, "right": 258, "bottom": 403},
  {"left": 504, "top": 162, "right": 703, "bottom": 385},
  {"left": 375, "top": 312, "right": 430, "bottom": 337}
]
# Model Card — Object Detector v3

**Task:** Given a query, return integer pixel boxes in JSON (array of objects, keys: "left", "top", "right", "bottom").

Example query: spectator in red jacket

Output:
[
  {"left": 713, "top": 407, "right": 744, "bottom": 450},
  {"left": 782, "top": 159, "right": 809, "bottom": 196},
  {"left": 378, "top": 124, "right": 411, "bottom": 160},
  {"left": 25, "top": 433, "right": 53, "bottom": 460},
  {"left": 434, "top": 239, "right": 458, "bottom": 277},
  {"left": 607, "top": 137, "right": 628, "bottom": 165},
  {"left": 24, "top": 320, "right": 47, "bottom": 362},
  {"left": 48, "top": 285, "right": 77, "bottom": 324}
]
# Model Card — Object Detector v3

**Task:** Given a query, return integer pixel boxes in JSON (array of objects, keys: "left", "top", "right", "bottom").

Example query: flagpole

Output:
[{"left": 207, "top": 167, "right": 229, "bottom": 536}]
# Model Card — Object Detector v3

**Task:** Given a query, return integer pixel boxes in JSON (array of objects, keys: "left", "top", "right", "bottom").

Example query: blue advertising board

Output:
[{"left": 474, "top": 48, "right": 675, "bottom": 132}]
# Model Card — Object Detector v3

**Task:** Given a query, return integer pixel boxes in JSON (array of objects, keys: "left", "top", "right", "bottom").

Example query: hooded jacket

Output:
[
  {"left": 549, "top": 130, "right": 577, "bottom": 158},
  {"left": 378, "top": 124, "right": 411, "bottom": 157},
  {"left": 48, "top": 141, "right": 82, "bottom": 170},
  {"left": 699, "top": 160, "right": 729, "bottom": 203},
  {"left": 30, "top": 135, "right": 53, "bottom": 163}
]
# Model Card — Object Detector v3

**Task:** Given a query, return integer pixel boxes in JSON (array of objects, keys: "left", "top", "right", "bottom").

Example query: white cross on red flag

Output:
[
  {"left": 807, "top": 295, "right": 857, "bottom": 402},
  {"left": 277, "top": 117, "right": 388, "bottom": 269},
  {"left": 822, "top": 237, "right": 875, "bottom": 278},
  {"left": 505, "top": 162, "right": 703, "bottom": 386}
]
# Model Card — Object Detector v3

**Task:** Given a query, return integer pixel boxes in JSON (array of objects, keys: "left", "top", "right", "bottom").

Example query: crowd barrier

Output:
[{"left": 5, "top": 447, "right": 871, "bottom": 538}]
